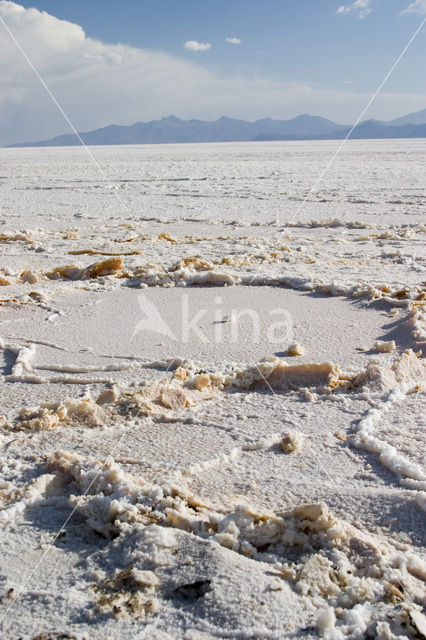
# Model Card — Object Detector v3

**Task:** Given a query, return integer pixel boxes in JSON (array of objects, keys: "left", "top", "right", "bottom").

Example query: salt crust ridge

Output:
[
  {"left": 128, "top": 263, "right": 425, "bottom": 315},
  {"left": 1, "top": 144, "right": 425, "bottom": 638},
  {"left": 352, "top": 350, "right": 426, "bottom": 490},
  {"left": 20, "top": 449, "right": 424, "bottom": 637},
  {"left": 1, "top": 255, "right": 425, "bottom": 359},
  {"left": 3, "top": 344, "right": 425, "bottom": 496},
  {"left": 3, "top": 345, "right": 425, "bottom": 516},
  {"left": 1, "top": 285, "right": 425, "bottom": 636}
]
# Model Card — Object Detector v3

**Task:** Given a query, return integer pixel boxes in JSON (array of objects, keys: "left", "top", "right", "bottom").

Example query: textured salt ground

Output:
[
  {"left": 2, "top": 141, "right": 425, "bottom": 227},
  {"left": 3, "top": 385, "right": 423, "bottom": 536},
  {"left": 1, "top": 163, "right": 424, "bottom": 304},
  {"left": 181, "top": 393, "right": 426, "bottom": 548},
  {"left": 1, "top": 375, "right": 424, "bottom": 543},
  {"left": 0, "top": 285, "right": 406, "bottom": 412},
  {"left": 0, "top": 404, "right": 424, "bottom": 640},
  {"left": 12, "top": 287, "right": 407, "bottom": 365},
  {"left": 1, "top": 220, "right": 424, "bottom": 292},
  {"left": 1, "top": 286, "right": 423, "bottom": 547},
  {"left": 1, "top": 360, "right": 424, "bottom": 636},
  {"left": 0, "top": 142, "right": 425, "bottom": 640},
  {"left": 0, "top": 511, "right": 313, "bottom": 640},
  {"left": 364, "top": 390, "right": 426, "bottom": 469}
]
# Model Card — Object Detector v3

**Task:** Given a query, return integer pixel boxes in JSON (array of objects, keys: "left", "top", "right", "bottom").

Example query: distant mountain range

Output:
[{"left": 7, "top": 108, "right": 426, "bottom": 147}]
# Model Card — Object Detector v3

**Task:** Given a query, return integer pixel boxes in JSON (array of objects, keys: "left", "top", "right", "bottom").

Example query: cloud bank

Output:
[{"left": 0, "top": 1, "right": 424, "bottom": 146}]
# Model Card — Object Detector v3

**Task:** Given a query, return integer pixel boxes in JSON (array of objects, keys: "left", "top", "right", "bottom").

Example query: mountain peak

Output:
[
  {"left": 388, "top": 108, "right": 426, "bottom": 127},
  {"left": 6, "top": 108, "right": 426, "bottom": 147},
  {"left": 161, "top": 115, "right": 182, "bottom": 123}
]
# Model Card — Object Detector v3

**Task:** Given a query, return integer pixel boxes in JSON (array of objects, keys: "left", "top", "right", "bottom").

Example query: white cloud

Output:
[
  {"left": 225, "top": 37, "right": 241, "bottom": 45},
  {"left": 400, "top": 0, "right": 426, "bottom": 14},
  {"left": 337, "top": 0, "right": 372, "bottom": 19},
  {"left": 183, "top": 40, "right": 211, "bottom": 52},
  {"left": 0, "top": 1, "right": 424, "bottom": 146}
]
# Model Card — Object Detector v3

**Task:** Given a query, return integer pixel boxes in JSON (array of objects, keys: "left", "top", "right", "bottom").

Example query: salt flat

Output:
[{"left": 0, "top": 141, "right": 425, "bottom": 639}]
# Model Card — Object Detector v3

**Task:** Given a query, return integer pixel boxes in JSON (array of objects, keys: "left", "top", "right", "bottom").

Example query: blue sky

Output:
[
  {"left": 0, "top": 0, "right": 425, "bottom": 144},
  {"left": 14, "top": 0, "right": 425, "bottom": 91}
]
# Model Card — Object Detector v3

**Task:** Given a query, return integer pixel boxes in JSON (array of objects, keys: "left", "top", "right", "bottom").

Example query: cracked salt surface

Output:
[{"left": 0, "top": 141, "right": 425, "bottom": 639}]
